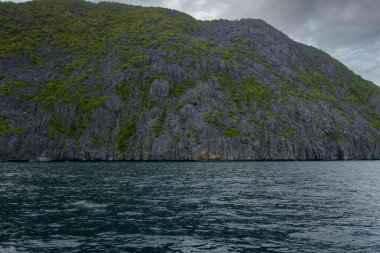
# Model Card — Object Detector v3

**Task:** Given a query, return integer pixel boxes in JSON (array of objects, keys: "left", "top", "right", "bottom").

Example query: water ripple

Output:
[{"left": 1, "top": 161, "right": 380, "bottom": 252}]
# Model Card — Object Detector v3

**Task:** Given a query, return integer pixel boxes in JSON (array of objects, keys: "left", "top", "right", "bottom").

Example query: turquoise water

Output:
[{"left": 1, "top": 161, "right": 380, "bottom": 252}]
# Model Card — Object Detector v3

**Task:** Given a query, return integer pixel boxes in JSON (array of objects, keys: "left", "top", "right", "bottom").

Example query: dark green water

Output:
[{"left": 1, "top": 161, "right": 380, "bottom": 252}]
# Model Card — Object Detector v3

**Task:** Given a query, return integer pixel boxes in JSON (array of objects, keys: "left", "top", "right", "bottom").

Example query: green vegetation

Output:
[
  {"left": 224, "top": 127, "right": 242, "bottom": 137},
  {"left": 242, "top": 77, "right": 275, "bottom": 106},
  {"left": 0, "top": 120, "right": 24, "bottom": 136},
  {"left": 92, "top": 133, "right": 111, "bottom": 146},
  {"left": 0, "top": 83, "right": 12, "bottom": 95},
  {"left": 228, "top": 110, "right": 237, "bottom": 118},
  {"left": 120, "top": 53, "right": 150, "bottom": 70},
  {"left": 60, "top": 59, "right": 87, "bottom": 76},
  {"left": 248, "top": 117, "right": 260, "bottom": 125},
  {"left": 48, "top": 113, "right": 81, "bottom": 138},
  {"left": 204, "top": 110, "right": 224, "bottom": 127},
  {"left": 367, "top": 110, "right": 380, "bottom": 130},
  {"left": 0, "top": 120, "right": 12, "bottom": 136},
  {"left": 139, "top": 83, "right": 151, "bottom": 108},
  {"left": 204, "top": 112, "right": 212, "bottom": 122},
  {"left": 281, "top": 76, "right": 338, "bottom": 105},
  {"left": 326, "top": 134, "right": 347, "bottom": 142},
  {"left": 28, "top": 79, "right": 108, "bottom": 113},
  {"left": 25, "top": 78, "right": 108, "bottom": 138},
  {"left": 331, "top": 68, "right": 380, "bottom": 130},
  {"left": 79, "top": 96, "right": 108, "bottom": 113},
  {"left": 0, "top": 80, "right": 27, "bottom": 96},
  {"left": 338, "top": 109, "right": 356, "bottom": 124},
  {"left": 0, "top": 0, "right": 205, "bottom": 69},
  {"left": 152, "top": 109, "right": 167, "bottom": 137},
  {"left": 116, "top": 83, "right": 131, "bottom": 101},
  {"left": 300, "top": 71, "right": 333, "bottom": 94},
  {"left": 174, "top": 104, "right": 183, "bottom": 111},
  {"left": 28, "top": 80, "right": 74, "bottom": 108},
  {"left": 116, "top": 120, "right": 137, "bottom": 154},
  {"left": 175, "top": 132, "right": 180, "bottom": 142},
  {"left": 216, "top": 73, "right": 275, "bottom": 108},
  {"left": 170, "top": 80, "right": 196, "bottom": 97},
  {"left": 276, "top": 129, "right": 298, "bottom": 138}
]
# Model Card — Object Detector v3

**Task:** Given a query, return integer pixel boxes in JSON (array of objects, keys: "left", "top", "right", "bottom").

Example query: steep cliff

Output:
[{"left": 0, "top": 0, "right": 379, "bottom": 161}]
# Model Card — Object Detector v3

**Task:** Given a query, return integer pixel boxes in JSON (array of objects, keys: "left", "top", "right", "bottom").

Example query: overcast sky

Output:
[{"left": 11, "top": 0, "right": 380, "bottom": 85}]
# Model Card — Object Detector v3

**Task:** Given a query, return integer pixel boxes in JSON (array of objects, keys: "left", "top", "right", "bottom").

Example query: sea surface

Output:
[{"left": 1, "top": 161, "right": 380, "bottom": 252}]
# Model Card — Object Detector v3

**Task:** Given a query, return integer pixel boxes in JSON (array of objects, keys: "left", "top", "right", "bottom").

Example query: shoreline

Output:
[{"left": 0, "top": 159, "right": 379, "bottom": 163}]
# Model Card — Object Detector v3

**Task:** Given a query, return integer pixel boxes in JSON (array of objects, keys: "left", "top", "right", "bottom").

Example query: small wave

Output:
[
  {"left": 72, "top": 200, "right": 109, "bottom": 209},
  {"left": 0, "top": 246, "right": 17, "bottom": 253}
]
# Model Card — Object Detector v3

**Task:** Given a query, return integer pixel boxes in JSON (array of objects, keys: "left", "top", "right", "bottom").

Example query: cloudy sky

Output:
[{"left": 12, "top": 0, "right": 380, "bottom": 85}]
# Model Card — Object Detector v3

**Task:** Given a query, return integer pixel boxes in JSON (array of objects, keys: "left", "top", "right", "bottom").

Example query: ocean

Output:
[{"left": 1, "top": 161, "right": 380, "bottom": 252}]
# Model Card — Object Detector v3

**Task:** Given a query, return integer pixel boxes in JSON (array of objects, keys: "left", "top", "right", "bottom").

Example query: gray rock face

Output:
[
  {"left": 0, "top": 1, "right": 379, "bottom": 161},
  {"left": 149, "top": 79, "right": 169, "bottom": 101}
]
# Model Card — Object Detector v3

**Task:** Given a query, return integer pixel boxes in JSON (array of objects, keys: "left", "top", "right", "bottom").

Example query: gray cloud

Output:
[{"left": 11, "top": 0, "right": 380, "bottom": 85}]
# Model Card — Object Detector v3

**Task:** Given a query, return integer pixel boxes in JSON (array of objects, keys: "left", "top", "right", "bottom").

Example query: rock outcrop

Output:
[{"left": 0, "top": 0, "right": 379, "bottom": 161}]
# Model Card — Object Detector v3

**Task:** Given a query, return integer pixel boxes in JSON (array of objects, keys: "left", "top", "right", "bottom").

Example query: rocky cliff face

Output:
[{"left": 0, "top": 0, "right": 379, "bottom": 161}]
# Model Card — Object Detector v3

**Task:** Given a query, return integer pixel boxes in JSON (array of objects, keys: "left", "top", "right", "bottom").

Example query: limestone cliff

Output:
[{"left": 0, "top": 0, "right": 379, "bottom": 161}]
